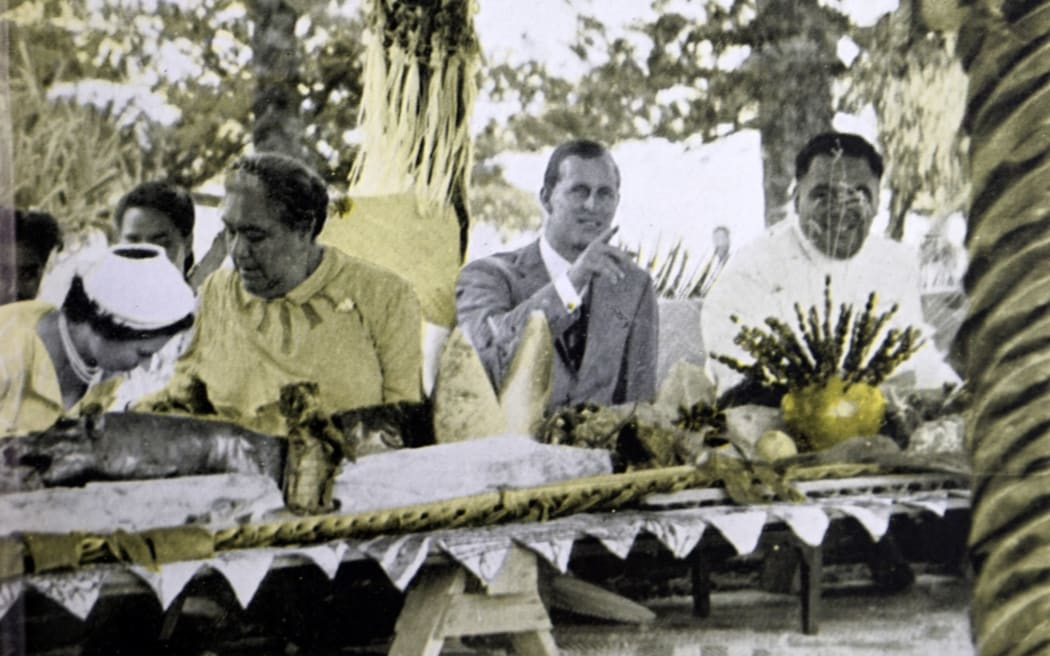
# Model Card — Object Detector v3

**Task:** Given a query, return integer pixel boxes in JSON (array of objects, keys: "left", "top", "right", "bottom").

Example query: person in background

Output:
[
  {"left": 455, "top": 138, "right": 658, "bottom": 412},
  {"left": 142, "top": 153, "right": 422, "bottom": 435},
  {"left": 696, "top": 224, "right": 731, "bottom": 298},
  {"left": 13, "top": 209, "right": 62, "bottom": 302},
  {"left": 108, "top": 182, "right": 200, "bottom": 409},
  {"left": 114, "top": 181, "right": 196, "bottom": 277},
  {"left": 0, "top": 245, "right": 194, "bottom": 437}
]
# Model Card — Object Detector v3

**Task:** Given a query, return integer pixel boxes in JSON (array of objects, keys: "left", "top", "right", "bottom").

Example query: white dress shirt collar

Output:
[
  {"left": 539, "top": 234, "right": 573, "bottom": 281},
  {"left": 539, "top": 235, "right": 586, "bottom": 310}
]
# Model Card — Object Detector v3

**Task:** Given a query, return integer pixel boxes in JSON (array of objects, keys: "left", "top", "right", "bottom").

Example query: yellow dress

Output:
[
  {"left": 0, "top": 301, "right": 117, "bottom": 437},
  {"left": 0, "top": 301, "right": 64, "bottom": 437},
  {"left": 149, "top": 247, "right": 423, "bottom": 436}
]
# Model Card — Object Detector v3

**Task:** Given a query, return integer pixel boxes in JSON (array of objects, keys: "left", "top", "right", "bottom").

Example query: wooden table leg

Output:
[
  {"left": 387, "top": 546, "right": 559, "bottom": 656},
  {"left": 798, "top": 543, "right": 822, "bottom": 635},
  {"left": 510, "top": 629, "right": 559, "bottom": 656},
  {"left": 388, "top": 566, "right": 466, "bottom": 656},
  {"left": 690, "top": 549, "right": 711, "bottom": 618}
]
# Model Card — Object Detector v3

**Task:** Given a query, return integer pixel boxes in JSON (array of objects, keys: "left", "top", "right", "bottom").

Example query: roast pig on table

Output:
[{"left": 1, "top": 411, "right": 286, "bottom": 491}]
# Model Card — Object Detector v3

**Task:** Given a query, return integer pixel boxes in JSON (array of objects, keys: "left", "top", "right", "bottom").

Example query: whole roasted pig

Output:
[{"left": 1, "top": 411, "right": 286, "bottom": 492}]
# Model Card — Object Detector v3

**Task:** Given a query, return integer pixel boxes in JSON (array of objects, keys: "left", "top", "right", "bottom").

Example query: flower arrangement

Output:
[
  {"left": 713, "top": 276, "right": 924, "bottom": 390},
  {"left": 713, "top": 276, "right": 925, "bottom": 450}
]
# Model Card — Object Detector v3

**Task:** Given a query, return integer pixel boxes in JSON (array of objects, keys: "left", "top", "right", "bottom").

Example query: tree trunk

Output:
[
  {"left": 248, "top": 0, "right": 306, "bottom": 160},
  {"left": 753, "top": 0, "right": 839, "bottom": 227},
  {"left": 936, "top": 1, "right": 1050, "bottom": 654}
]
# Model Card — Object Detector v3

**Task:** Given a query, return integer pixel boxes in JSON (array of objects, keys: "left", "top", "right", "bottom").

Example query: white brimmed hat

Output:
[{"left": 82, "top": 244, "right": 195, "bottom": 331}]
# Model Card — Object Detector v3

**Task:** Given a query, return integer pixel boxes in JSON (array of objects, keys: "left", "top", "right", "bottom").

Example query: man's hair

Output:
[
  {"left": 795, "top": 132, "right": 884, "bottom": 181},
  {"left": 114, "top": 181, "right": 195, "bottom": 239},
  {"left": 713, "top": 225, "right": 729, "bottom": 235},
  {"left": 541, "top": 139, "right": 620, "bottom": 198},
  {"left": 229, "top": 152, "right": 328, "bottom": 238},
  {"left": 15, "top": 209, "right": 62, "bottom": 261}
]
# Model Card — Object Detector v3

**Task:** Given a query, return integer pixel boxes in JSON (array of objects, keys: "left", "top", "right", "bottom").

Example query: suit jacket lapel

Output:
[
  {"left": 512, "top": 241, "right": 551, "bottom": 301},
  {"left": 576, "top": 273, "right": 634, "bottom": 393}
]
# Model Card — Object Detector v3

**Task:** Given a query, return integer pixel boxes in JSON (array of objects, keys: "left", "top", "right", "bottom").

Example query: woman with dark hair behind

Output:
[
  {"left": 0, "top": 245, "right": 195, "bottom": 436},
  {"left": 113, "top": 181, "right": 196, "bottom": 276},
  {"left": 142, "top": 153, "right": 423, "bottom": 435},
  {"left": 107, "top": 182, "right": 203, "bottom": 410},
  {"left": 14, "top": 209, "right": 62, "bottom": 302}
]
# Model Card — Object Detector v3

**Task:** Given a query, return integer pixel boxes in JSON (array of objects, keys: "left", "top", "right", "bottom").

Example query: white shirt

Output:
[
  {"left": 702, "top": 218, "right": 959, "bottom": 392},
  {"left": 539, "top": 235, "right": 584, "bottom": 312}
]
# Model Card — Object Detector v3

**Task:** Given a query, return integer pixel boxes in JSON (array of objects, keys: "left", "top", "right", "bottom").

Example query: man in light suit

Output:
[{"left": 455, "top": 139, "right": 658, "bottom": 413}]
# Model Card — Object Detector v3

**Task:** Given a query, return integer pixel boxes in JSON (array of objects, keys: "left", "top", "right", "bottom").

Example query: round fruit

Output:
[
  {"left": 755, "top": 429, "right": 798, "bottom": 461},
  {"left": 780, "top": 375, "right": 886, "bottom": 451}
]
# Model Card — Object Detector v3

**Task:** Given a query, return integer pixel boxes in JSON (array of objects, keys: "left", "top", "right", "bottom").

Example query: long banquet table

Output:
[{"left": 0, "top": 467, "right": 969, "bottom": 650}]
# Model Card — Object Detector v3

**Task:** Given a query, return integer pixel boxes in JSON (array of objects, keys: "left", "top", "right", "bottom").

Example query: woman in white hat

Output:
[{"left": 0, "top": 244, "right": 195, "bottom": 437}]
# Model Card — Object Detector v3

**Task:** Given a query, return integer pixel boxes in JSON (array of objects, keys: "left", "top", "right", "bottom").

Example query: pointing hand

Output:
[{"left": 567, "top": 226, "right": 631, "bottom": 291}]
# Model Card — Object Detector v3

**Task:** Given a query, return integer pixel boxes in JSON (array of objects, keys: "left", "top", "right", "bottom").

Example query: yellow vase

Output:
[{"left": 780, "top": 376, "right": 886, "bottom": 451}]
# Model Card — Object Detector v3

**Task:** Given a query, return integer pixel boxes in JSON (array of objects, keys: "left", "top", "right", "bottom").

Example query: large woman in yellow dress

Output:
[
  {"left": 0, "top": 245, "right": 196, "bottom": 437},
  {"left": 146, "top": 153, "right": 423, "bottom": 435}
]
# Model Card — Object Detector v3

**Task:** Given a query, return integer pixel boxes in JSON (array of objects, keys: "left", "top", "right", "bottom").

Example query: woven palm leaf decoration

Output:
[
  {"left": 324, "top": 0, "right": 479, "bottom": 326},
  {"left": 346, "top": 0, "right": 479, "bottom": 207}
]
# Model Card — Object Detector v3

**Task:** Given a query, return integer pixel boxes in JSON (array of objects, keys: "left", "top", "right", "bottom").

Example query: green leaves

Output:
[
  {"left": 840, "top": 2, "right": 969, "bottom": 237},
  {"left": 12, "top": 0, "right": 369, "bottom": 206},
  {"left": 714, "top": 276, "right": 924, "bottom": 391}
]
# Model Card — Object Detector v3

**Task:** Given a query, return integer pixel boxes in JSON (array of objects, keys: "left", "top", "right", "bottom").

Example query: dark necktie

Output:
[{"left": 562, "top": 300, "right": 589, "bottom": 372}]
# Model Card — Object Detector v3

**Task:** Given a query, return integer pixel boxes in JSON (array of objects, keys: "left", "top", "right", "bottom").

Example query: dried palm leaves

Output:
[{"left": 346, "top": 0, "right": 479, "bottom": 208}]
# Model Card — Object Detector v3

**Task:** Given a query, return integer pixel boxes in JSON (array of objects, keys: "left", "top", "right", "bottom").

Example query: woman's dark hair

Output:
[
  {"left": 62, "top": 275, "right": 193, "bottom": 342},
  {"left": 15, "top": 209, "right": 63, "bottom": 261},
  {"left": 114, "top": 181, "right": 196, "bottom": 274},
  {"left": 795, "top": 132, "right": 885, "bottom": 181},
  {"left": 229, "top": 153, "right": 328, "bottom": 238}
]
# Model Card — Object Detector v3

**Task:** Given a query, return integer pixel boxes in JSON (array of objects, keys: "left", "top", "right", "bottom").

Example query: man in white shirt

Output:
[
  {"left": 702, "top": 132, "right": 960, "bottom": 397},
  {"left": 455, "top": 139, "right": 658, "bottom": 412}
]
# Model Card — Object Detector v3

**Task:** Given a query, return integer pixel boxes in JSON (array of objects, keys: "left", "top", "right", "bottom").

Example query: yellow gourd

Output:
[{"left": 780, "top": 375, "right": 886, "bottom": 451}]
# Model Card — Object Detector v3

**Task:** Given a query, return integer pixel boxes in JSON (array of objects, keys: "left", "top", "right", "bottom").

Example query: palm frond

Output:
[{"left": 629, "top": 237, "right": 707, "bottom": 300}]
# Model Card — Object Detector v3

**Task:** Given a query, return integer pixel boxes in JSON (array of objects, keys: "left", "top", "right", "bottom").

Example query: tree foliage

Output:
[
  {"left": 473, "top": 0, "right": 966, "bottom": 235},
  {"left": 7, "top": 39, "right": 147, "bottom": 238},
  {"left": 476, "top": 1, "right": 846, "bottom": 152},
  {"left": 5, "top": 0, "right": 970, "bottom": 244},
  {"left": 5, "top": 0, "right": 367, "bottom": 200},
  {"left": 843, "top": 3, "right": 969, "bottom": 237},
  {"left": 475, "top": 0, "right": 848, "bottom": 226}
]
